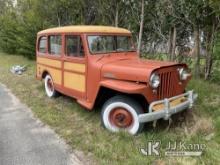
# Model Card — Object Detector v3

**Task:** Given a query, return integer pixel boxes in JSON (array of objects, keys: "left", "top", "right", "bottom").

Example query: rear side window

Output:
[
  {"left": 48, "top": 35, "right": 62, "bottom": 55},
  {"left": 38, "top": 36, "right": 47, "bottom": 53},
  {"left": 65, "top": 35, "right": 84, "bottom": 57}
]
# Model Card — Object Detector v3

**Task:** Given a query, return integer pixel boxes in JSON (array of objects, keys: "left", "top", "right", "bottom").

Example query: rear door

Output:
[
  {"left": 62, "top": 34, "right": 86, "bottom": 99},
  {"left": 37, "top": 34, "right": 63, "bottom": 87}
]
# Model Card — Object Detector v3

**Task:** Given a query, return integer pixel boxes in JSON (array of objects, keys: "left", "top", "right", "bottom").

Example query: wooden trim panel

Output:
[
  {"left": 64, "top": 62, "right": 85, "bottom": 73},
  {"left": 63, "top": 72, "right": 85, "bottom": 92},
  {"left": 37, "top": 57, "right": 62, "bottom": 68},
  {"left": 37, "top": 64, "right": 62, "bottom": 85}
]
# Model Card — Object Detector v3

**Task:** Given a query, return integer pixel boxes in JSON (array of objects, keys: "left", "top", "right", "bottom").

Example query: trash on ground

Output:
[{"left": 10, "top": 65, "right": 27, "bottom": 75}]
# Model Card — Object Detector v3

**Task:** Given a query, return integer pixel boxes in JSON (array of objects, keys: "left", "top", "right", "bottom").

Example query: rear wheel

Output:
[
  {"left": 44, "top": 74, "right": 58, "bottom": 98},
  {"left": 101, "top": 95, "right": 144, "bottom": 135}
]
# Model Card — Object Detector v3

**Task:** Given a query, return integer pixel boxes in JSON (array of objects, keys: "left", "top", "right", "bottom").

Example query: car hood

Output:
[{"left": 101, "top": 58, "right": 180, "bottom": 82}]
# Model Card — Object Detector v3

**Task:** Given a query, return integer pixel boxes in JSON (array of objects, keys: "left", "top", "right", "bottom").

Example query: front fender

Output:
[{"left": 100, "top": 79, "right": 147, "bottom": 94}]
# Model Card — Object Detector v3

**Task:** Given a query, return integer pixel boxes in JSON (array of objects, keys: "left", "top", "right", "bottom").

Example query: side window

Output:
[
  {"left": 65, "top": 35, "right": 84, "bottom": 57},
  {"left": 48, "top": 35, "right": 62, "bottom": 55},
  {"left": 38, "top": 36, "right": 47, "bottom": 53}
]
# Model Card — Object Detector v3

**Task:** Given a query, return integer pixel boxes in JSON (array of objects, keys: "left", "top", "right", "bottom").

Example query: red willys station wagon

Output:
[{"left": 36, "top": 25, "right": 197, "bottom": 135}]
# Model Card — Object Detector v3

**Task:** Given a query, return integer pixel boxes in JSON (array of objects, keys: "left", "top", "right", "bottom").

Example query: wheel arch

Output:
[
  {"left": 94, "top": 85, "right": 149, "bottom": 112},
  {"left": 42, "top": 70, "right": 50, "bottom": 79}
]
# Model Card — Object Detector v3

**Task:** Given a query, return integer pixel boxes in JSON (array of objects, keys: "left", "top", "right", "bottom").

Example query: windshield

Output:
[{"left": 87, "top": 35, "right": 135, "bottom": 54}]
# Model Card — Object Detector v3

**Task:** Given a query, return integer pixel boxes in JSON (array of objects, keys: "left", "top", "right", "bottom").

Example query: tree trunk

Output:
[
  {"left": 205, "top": 19, "right": 215, "bottom": 80},
  {"left": 57, "top": 13, "right": 61, "bottom": 27},
  {"left": 167, "top": 26, "right": 176, "bottom": 61},
  {"left": 137, "top": 0, "right": 144, "bottom": 56},
  {"left": 115, "top": 2, "right": 119, "bottom": 27},
  {"left": 167, "top": 27, "right": 173, "bottom": 59},
  {"left": 171, "top": 26, "right": 177, "bottom": 61},
  {"left": 205, "top": 55, "right": 213, "bottom": 80},
  {"left": 193, "top": 25, "right": 201, "bottom": 78}
]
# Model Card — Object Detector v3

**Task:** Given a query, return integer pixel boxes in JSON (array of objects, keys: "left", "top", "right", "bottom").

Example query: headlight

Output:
[
  {"left": 150, "top": 73, "right": 160, "bottom": 88},
  {"left": 178, "top": 68, "right": 190, "bottom": 80}
]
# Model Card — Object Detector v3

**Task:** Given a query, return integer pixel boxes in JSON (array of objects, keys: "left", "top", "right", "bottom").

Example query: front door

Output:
[{"left": 62, "top": 34, "right": 86, "bottom": 99}]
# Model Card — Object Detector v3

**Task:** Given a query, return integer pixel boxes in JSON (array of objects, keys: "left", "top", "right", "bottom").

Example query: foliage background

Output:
[{"left": 0, "top": 0, "right": 220, "bottom": 81}]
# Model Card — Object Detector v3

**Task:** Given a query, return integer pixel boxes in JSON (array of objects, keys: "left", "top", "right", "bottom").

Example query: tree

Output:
[
  {"left": 137, "top": 0, "right": 145, "bottom": 55},
  {"left": 0, "top": 0, "right": 220, "bottom": 81},
  {"left": 203, "top": 0, "right": 220, "bottom": 79},
  {"left": 169, "top": 0, "right": 205, "bottom": 78},
  {"left": 95, "top": 0, "right": 129, "bottom": 26},
  {"left": 0, "top": 1, "right": 18, "bottom": 54}
]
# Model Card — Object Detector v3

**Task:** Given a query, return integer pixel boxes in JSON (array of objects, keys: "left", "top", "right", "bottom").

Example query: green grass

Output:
[{"left": 0, "top": 52, "right": 220, "bottom": 164}]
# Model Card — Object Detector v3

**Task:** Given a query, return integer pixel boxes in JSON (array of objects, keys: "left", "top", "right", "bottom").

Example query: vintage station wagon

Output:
[{"left": 36, "top": 26, "right": 197, "bottom": 135}]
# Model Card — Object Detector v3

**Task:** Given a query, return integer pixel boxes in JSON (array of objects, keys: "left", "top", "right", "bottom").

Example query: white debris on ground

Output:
[{"left": 10, "top": 65, "right": 27, "bottom": 75}]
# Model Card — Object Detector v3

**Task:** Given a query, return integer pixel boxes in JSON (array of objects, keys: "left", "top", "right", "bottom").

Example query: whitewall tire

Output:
[
  {"left": 101, "top": 95, "right": 144, "bottom": 135},
  {"left": 44, "top": 74, "right": 58, "bottom": 98}
]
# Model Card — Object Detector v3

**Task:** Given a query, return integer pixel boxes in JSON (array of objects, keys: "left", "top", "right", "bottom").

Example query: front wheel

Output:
[{"left": 101, "top": 95, "right": 144, "bottom": 135}]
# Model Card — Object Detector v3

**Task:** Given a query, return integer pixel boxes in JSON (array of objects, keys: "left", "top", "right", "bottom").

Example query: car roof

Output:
[{"left": 37, "top": 25, "right": 131, "bottom": 35}]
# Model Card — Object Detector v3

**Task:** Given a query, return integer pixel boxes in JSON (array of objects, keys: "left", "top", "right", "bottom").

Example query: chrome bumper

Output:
[{"left": 138, "top": 91, "right": 198, "bottom": 123}]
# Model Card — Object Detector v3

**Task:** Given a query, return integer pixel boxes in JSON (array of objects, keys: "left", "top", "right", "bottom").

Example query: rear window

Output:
[
  {"left": 38, "top": 36, "right": 47, "bottom": 53},
  {"left": 48, "top": 35, "right": 62, "bottom": 55}
]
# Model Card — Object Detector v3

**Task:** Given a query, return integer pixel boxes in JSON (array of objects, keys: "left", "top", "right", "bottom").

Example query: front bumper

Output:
[{"left": 138, "top": 91, "right": 198, "bottom": 123}]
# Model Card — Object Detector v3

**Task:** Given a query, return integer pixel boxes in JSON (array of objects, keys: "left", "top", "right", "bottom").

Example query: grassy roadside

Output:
[{"left": 0, "top": 52, "right": 219, "bottom": 164}]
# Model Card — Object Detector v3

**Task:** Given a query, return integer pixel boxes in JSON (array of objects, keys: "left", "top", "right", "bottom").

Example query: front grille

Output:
[{"left": 157, "top": 71, "right": 178, "bottom": 99}]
